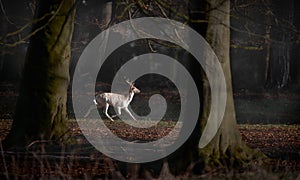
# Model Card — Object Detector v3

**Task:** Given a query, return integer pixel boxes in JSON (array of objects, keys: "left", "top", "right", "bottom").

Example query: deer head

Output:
[{"left": 126, "top": 79, "right": 140, "bottom": 94}]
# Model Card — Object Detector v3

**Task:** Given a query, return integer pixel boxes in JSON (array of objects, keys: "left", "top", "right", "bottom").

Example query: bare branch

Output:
[
  {"left": 0, "top": 0, "right": 14, "bottom": 25},
  {"left": 0, "top": 0, "right": 65, "bottom": 47}
]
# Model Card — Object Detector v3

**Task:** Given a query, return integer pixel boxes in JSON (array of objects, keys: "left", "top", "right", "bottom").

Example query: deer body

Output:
[
  {"left": 84, "top": 80, "right": 140, "bottom": 121},
  {"left": 96, "top": 92, "right": 135, "bottom": 109}
]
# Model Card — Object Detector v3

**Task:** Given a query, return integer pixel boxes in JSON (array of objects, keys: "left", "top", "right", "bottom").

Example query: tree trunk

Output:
[
  {"left": 4, "top": 0, "right": 76, "bottom": 148},
  {"left": 264, "top": 0, "right": 272, "bottom": 84},
  {"left": 139, "top": 0, "right": 264, "bottom": 177},
  {"left": 166, "top": 0, "right": 265, "bottom": 175},
  {"left": 265, "top": 1, "right": 294, "bottom": 90},
  {"left": 198, "top": 0, "right": 264, "bottom": 170}
]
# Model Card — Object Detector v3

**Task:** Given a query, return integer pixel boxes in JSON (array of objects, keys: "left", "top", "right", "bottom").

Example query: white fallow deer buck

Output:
[{"left": 84, "top": 80, "right": 140, "bottom": 121}]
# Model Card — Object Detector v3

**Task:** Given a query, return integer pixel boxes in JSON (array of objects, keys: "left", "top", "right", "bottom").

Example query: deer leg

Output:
[
  {"left": 124, "top": 107, "right": 137, "bottom": 121},
  {"left": 84, "top": 105, "right": 96, "bottom": 118},
  {"left": 112, "top": 107, "right": 121, "bottom": 118},
  {"left": 104, "top": 103, "right": 114, "bottom": 121}
]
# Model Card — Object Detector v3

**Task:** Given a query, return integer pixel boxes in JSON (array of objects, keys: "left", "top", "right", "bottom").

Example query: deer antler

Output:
[{"left": 125, "top": 79, "right": 134, "bottom": 85}]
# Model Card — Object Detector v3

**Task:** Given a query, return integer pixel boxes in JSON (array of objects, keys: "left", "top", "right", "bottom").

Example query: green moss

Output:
[{"left": 3, "top": 0, "right": 75, "bottom": 149}]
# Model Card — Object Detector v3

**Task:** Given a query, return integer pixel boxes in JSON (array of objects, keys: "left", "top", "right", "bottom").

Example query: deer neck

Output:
[{"left": 127, "top": 91, "right": 135, "bottom": 103}]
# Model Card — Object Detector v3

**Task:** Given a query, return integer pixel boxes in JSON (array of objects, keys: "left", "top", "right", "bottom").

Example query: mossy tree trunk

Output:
[
  {"left": 198, "top": 0, "right": 263, "bottom": 170},
  {"left": 4, "top": 0, "right": 76, "bottom": 148},
  {"left": 164, "top": 0, "right": 264, "bottom": 175}
]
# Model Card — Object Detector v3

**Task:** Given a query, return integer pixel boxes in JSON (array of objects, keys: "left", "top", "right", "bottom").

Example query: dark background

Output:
[{"left": 0, "top": 0, "right": 299, "bottom": 124}]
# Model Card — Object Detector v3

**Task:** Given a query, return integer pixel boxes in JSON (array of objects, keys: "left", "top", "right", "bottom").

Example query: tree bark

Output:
[
  {"left": 265, "top": 1, "right": 294, "bottom": 90},
  {"left": 4, "top": 0, "right": 76, "bottom": 148},
  {"left": 198, "top": 0, "right": 264, "bottom": 170},
  {"left": 264, "top": 0, "right": 272, "bottom": 84},
  {"left": 114, "top": 0, "right": 265, "bottom": 177}
]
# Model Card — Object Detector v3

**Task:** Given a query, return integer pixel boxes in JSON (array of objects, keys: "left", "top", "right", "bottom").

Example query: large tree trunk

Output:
[
  {"left": 167, "top": 0, "right": 264, "bottom": 175},
  {"left": 4, "top": 0, "right": 76, "bottom": 148},
  {"left": 114, "top": 0, "right": 264, "bottom": 178},
  {"left": 198, "top": 0, "right": 263, "bottom": 169},
  {"left": 165, "top": 0, "right": 264, "bottom": 175}
]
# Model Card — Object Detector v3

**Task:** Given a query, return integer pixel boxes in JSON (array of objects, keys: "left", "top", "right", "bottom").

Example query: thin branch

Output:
[
  {"left": 232, "top": 0, "right": 299, "bottom": 36},
  {"left": 116, "top": 2, "right": 135, "bottom": 20},
  {"left": 155, "top": 0, "right": 169, "bottom": 18},
  {"left": 26, "top": 140, "right": 55, "bottom": 150},
  {"left": 230, "top": 23, "right": 289, "bottom": 45},
  {"left": 147, "top": 40, "right": 157, "bottom": 52},
  {"left": 0, "top": 0, "right": 14, "bottom": 25},
  {"left": 0, "top": 0, "right": 65, "bottom": 47},
  {"left": 136, "top": 0, "right": 152, "bottom": 16},
  {"left": 155, "top": 0, "right": 190, "bottom": 21},
  {"left": 3, "top": 12, "right": 52, "bottom": 39}
]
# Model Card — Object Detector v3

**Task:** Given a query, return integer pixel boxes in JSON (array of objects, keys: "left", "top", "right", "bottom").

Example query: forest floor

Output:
[
  {"left": 0, "top": 119, "right": 299, "bottom": 179},
  {"left": 0, "top": 83, "right": 299, "bottom": 179}
]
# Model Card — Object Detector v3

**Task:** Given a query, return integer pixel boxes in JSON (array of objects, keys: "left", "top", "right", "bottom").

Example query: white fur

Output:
[{"left": 84, "top": 81, "right": 140, "bottom": 121}]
